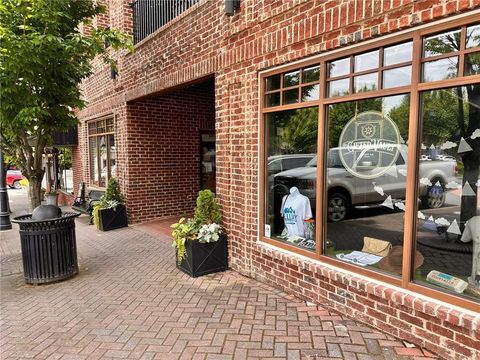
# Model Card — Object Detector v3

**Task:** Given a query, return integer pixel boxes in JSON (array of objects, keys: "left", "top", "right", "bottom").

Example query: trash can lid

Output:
[{"left": 31, "top": 205, "right": 62, "bottom": 220}]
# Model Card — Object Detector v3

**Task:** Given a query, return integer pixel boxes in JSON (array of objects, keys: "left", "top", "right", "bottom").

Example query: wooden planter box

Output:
[
  {"left": 97, "top": 205, "right": 128, "bottom": 231},
  {"left": 177, "top": 233, "right": 228, "bottom": 277}
]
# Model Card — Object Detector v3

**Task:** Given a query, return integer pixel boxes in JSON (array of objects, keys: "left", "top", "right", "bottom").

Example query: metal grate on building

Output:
[{"left": 131, "top": 0, "right": 200, "bottom": 44}]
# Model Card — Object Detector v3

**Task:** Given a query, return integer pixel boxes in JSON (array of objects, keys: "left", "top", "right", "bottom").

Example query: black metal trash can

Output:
[{"left": 12, "top": 212, "right": 81, "bottom": 284}]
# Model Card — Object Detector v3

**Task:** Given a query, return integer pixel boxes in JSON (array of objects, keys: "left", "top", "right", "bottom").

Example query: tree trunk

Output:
[{"left": 28, "top": 176, "right": 43, "bottom": 212}]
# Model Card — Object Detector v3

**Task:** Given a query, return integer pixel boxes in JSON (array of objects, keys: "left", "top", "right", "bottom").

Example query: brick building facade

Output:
[{"left": 74, "top": 1, "right": 480, "bottom": 358}]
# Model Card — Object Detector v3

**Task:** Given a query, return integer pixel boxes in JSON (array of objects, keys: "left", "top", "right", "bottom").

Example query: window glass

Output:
[
  {"left": 58, "top": 147, "right": 73, "bottom": 194},
  {"left": 384, "top": 42, "right": 413, "bottom": 66},
  {"left": 89, "top": 119, "right": 115, "bottom": 187},
  {"left": 354, "top": 50, "right": 379, "bottom": 72},
  {"left": 265, "top": 108, "right": 318, "bottom": 252},
  {"left": 108, "top": 134, "right": 116, "bottom": 179},
  {"left": 265, "top": 93, "right": 280, "bottom": 107},
  {"left": 284, "top": 71, "right": 300, "bottom": 87},
  {"left": 354, "top": 72, "right": 378, "bottom": 93},
  {"left": 99, "top": 135, "right": 107, "bottom": 188},
  {"left": 97, "top": 120, "right": 106, "bottom": 134},
  {"left": 284, "top": 157, "right": 314, "bottom": 170},
  {"left": 465, "top": 52, "right": 480, "bottom": 76},
  {"left": 415, "top": 86, "right": 479, "bottom": 302},
  {"left": 383, "top": 66, "right": 412, "bottom": 88},
  {"left": 422, "top": 57, "right": 458, "bottom": 82},
  {"left": 266, "top": 74, "right": 281, "bottom": 91},
  {"left": 301, "top": 84, "right": 319, "bottom": 102},
  {"left": 423, "top": 29, "right": 461, "bottom": 57},
  {"left": 325, "top": 95, "right": 410, "bottom": 277},
  {"left": 106, "top": 118, "right": 114, "bottom": 132},
  {"left": 88, "top": 122, "right": 97, "bottom": 135},
  {"left": 302, "top": 66, "right": 320, "bottom": 83},
  {"left": 89, "top": 137, "right": 98, "bottom": 185},
  {"left": 328, "top": 58, "right": 350, "bottom": 78},
  {"left": 283, "top": 89, "right": 299, "bottom": 105},
  {"left": 268, "top": 159, "right": 282, "bottom": 175},
  {"left": 466, "top": 24, "right": 480, "bottom": 49},
  {"left": 328, "top": 78, "right": 350, "bottom": 97}
]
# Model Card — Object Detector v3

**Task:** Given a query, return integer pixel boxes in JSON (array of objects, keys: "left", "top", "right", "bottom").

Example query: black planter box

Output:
[
  {"left": 98, "top": 204, "right": 128, "bottom": 231},
  {"left": 177, "top": 233, "right": 228, "bottom": 277}
]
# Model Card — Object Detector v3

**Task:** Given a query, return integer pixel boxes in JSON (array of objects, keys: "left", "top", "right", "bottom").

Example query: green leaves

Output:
[{"left": 0, "top": 0, "right": 132, "bottom": 208}]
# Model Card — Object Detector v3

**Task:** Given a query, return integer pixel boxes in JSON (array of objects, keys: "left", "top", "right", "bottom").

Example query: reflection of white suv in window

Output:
[
  {"left": 274, "top": 145, "right": 457, "bottom": 222},
  {"left": 267, "top": 154, "right": 315, "bottom": 179}
]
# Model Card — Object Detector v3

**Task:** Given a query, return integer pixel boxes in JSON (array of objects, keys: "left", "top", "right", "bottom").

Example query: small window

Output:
[
  {"left": 266, "top": 74, "right": 281, "bottom": 91},
  {"left": 302, "top": 66, "right": 320, "bottom": 83},
  {"left": 284, "top": 71, "right": 300, "bottom": 87},
  {"left": 423, "top": 29, "right": 461, "bottom": 57},
  {"left": 466, "top": 24, "right": 480, "bottom": 49},
  {"left": 88, "top": 118, "right": 115, "bottom": 187},
  {"left": 384, "top": 42, "right": 413, "bottom": 66},
  {"left": 465, "top": 52, "right": 480, "bottom": 76},
  {"left": 354, "top": 50, "right": 379, "bottom": 72},
  {"left": 422, "top": 57, "right": 458, "bottom": 82},
  {"left": 328, "top": 57, "right": 350, "bottom": 78}
]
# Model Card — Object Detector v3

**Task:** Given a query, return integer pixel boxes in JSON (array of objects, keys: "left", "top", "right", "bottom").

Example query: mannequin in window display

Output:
[
  {"left": 460, "top": 215, "right": 480, "bottom": 288},
  {"left": 280, "top": 186, "right": 312, "bottom": 238}
]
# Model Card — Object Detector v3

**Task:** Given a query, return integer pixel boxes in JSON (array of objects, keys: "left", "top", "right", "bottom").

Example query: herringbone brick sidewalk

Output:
[{"left": 1, "top": 213, "right": 438, "bottom": 359}]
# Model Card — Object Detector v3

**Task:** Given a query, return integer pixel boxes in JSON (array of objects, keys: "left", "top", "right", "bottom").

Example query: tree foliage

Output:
[{"left": 0, "top": 0, "right": 132, "bottom": 209}]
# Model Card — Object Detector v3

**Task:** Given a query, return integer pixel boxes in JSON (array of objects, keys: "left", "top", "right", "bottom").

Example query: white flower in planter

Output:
[{"left": 197, "top": 223, "right": 222, "bottom": 243}]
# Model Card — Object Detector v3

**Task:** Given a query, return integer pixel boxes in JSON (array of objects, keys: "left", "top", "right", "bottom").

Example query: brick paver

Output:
[{"left": 0, "top": 189, "right": 437, "bottom": 359}]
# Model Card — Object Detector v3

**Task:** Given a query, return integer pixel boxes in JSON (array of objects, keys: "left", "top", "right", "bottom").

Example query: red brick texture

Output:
[
  {"left": 124, "top": 80, "right": 215, "bottom": 223},
  {"left": 77, "top": 1, "right": 480, "bottom": 359}
]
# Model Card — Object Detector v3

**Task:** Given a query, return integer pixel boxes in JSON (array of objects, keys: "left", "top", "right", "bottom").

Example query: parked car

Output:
[
  {"left": 6, "top": 170, "right": 24, "bottom": 189},
  {"left": 274, "top": 145, "right": 457, "bottom": 222},
  {"left": 267, "top": 154, "right": 315, "bottom": 179}
]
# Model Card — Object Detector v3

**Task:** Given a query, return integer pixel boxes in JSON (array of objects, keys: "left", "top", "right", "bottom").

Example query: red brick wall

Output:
[
  {"left": 76, "top": 1, "right": 480, "bottom": 358},
  {"left": 123, "top": 80, "right": 215, "bottom": 223}
]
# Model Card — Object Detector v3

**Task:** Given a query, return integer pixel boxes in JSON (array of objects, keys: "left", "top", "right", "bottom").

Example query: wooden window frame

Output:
[
  {"left": 87, "top": 117, "right": 115, "bottom": 189},
  {"left": 259, "top": 13, "right": 480, "bottom": 312}
]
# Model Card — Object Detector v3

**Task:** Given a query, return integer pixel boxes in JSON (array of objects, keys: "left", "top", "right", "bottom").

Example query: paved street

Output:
[{"left": 0, "top": 189, "right": 437, "bottom": 359}]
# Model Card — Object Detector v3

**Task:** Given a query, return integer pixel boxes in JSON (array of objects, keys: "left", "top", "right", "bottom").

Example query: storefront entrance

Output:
[{"left": 126, "top": 77, "right": 216, "bottom": 223}]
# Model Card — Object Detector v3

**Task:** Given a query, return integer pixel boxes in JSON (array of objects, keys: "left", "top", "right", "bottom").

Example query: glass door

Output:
[{"left": 201, "top": 132, "right": 216, "bottom": 192}]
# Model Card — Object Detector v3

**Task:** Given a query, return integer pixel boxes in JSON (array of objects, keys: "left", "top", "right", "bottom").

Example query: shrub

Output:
[
  {"left": 172, "top": 190, "right": 223, "bottom": 263},
  {"left": 194, "top": 189, "right": 221, "bottom": 224}
]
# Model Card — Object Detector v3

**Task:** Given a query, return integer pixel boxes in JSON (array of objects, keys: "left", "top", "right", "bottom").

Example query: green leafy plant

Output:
[
  {"left": 104, "top": 177, "right": 124, "bottom": 203},
  {"left": 194, "top": 190, "right": 221, "bottom": 224},
  {"left": 172, "top": 190, "right": 223, "bottom": 263},
  {"left": 171, "top": 218, "right": 200, "bottom": 264},
  {"left": 92, "top": 178, "right": 124, "bottom": 228}
]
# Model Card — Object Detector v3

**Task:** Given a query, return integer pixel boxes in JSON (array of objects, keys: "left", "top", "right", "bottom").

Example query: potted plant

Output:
[
  {"left": 92, "top": 177, "right": 128, "bottom": 231},
  {"left": 45, "top": 190, "right": 58, "bottom": 206},
  {"left": 172, "top": 190, "right": 227, "bottom": 277}
]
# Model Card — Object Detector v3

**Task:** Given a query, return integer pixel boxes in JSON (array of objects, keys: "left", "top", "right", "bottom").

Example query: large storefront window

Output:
[
  {"left": 414, "top": 86, "right": 479, "bottom": 301},
  {"left": 325, "top": 95, "right": 410, "bottom": 276},
  {"left": 88, "top": 118, "right": 115, "bottom": 187},
  {"left": 260, "top": 18, "right": 480, "bottom": 310},
  {"left": 265, "top": 108, "right": 318, "bottom": 252}
]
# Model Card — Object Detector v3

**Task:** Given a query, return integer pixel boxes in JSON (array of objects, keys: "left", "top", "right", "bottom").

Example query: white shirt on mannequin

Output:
[
  {"left": 461, "top": 215, "right": 480, "bottom": 287},
  {"left": 281, "top": 187, "right": 313, "bottom": 237}
]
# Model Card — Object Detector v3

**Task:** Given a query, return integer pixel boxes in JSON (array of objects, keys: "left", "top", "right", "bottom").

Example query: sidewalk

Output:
[{"left": 0, "top": 189, "right": 437, "bottom": 359}]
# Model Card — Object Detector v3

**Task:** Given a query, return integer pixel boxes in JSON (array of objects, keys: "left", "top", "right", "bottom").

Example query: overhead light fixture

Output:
[{"left": 225, "top": 0, "right": 240, "bottom": 16}]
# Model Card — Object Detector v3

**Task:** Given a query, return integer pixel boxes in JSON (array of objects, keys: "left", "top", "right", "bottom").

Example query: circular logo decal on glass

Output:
[{"left": 338, "top": 111, "right": 400, "bottom": 179}]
